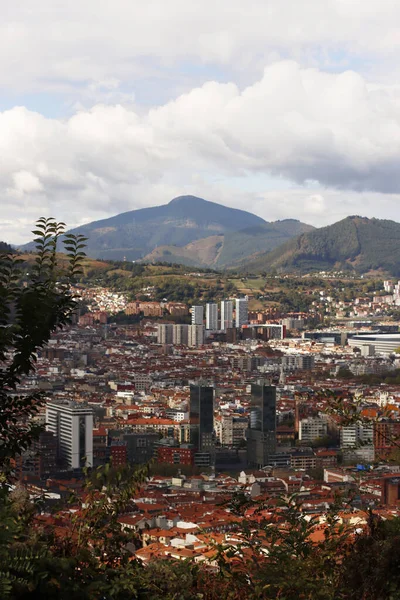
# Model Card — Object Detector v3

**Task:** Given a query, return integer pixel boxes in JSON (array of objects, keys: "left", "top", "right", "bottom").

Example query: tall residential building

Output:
[
  {"left": 340, "top": 423, "right": 374, "bottom": 463},
  {"left": 220, "top": 300, "right": 233, "bottom": 330},
  {"left": 246, "top": 381, "right": 276, "bottom": 468},
  {"left": 173, "top": 324, "right": 189, "bottom": 345},
  {"left": 188, "top": 324, "right": 204, "bottom": 347},
  {"left": 235, "top": 297, "right": 248, "bottom": 328},
  {"left": 189, "top": 384, "right": 215, "bottom": 467},
  {"left": 299, "top": 415, "right": 328, "bottom": 443},
  {"left": 157, "top": 323, "right": 173, "bottom": 344},
  {"left": 46, "top": 399, "right": 93, "bottom": 469},
  {"left": 206, "top": 303, "right": 218, "bottom": 331},
  {"left": 282, "top": 354, "right": 315, "bottom": 371},
  {"left": 191, "top": 305, "right": 204, "bottom": 325}
]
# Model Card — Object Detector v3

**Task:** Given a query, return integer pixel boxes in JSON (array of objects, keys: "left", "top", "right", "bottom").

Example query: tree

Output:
[
  {"left": 0, "top": 218, "right": 87, "bottom": 473},
  {"left": 0, "top": 219, "right": 89, "bottom": 595},
  {"left": 0, "top": 221, "right": 198, "bottom": 599}
]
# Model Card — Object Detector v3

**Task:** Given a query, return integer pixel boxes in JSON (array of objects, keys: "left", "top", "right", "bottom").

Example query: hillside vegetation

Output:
[
  {"left": 19, "top": 196, "right": 313, "bottom": 268},
  {"left": 53, "top": 195, "right": 267, "bottom": 261},
  {"left": 246, "top": 216, "right": 400, "bottom": 276},
  {"left": 0, "top": 241, "right": 15, "bottom": 253},
  {"left": 142, "top": 220, "right": 313, "bottom": 268}
]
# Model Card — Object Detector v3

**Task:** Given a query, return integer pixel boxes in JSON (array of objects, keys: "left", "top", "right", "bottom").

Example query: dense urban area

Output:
[{"left": 11, "top": 261, "right": 400, "bottom": 574}]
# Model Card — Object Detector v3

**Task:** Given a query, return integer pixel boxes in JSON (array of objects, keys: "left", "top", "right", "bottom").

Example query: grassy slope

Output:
[
  {"left": 16, "top": 253, "right": 111, "bottom": 274},
  {"left": 141, "top": 235, "right": 224, "bottom": 268}
]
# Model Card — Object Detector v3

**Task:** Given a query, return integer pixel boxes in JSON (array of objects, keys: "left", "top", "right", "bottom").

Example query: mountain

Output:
[
  {"left": 217, "top": 220, "right": 315, "bottom": 268},
  {"left": 20, "top": 195, "right": 313, "bottom": 267},
  {"left": 59, "top": 195, "right": 268, "bottom": 261},
  {"left": 245, "top": 216, "right": 400, "bottom": 276},
  {"left": 142, "top": 220, "right": 314, "bottom": 268}
]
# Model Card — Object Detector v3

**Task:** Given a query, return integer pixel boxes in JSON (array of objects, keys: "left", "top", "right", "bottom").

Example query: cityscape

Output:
[
  {"left": 3, "top": 0, "right": 400, "bottom": 596},
  {"left": 10, "top": 274, "right": 400, "bottom": 569}
]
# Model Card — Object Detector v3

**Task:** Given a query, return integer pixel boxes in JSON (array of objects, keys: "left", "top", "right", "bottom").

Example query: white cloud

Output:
[
  {"left": 1, "top": 0, "right": 400, "bottom": 95},
  {"left": 2, "top": 60, "right": 400, "bottom": 243},
  {"left": 11, "top": 171, "right": 43, "bottom": 196}
]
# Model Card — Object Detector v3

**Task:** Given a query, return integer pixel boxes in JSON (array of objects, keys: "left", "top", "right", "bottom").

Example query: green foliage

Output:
[
  {"left": 111, "top": 311, "right": 141, "bottom": 325},
  {"left": 260, "top": 289, "right": 313, "bottom": 312},
  {"left": 0, "top": 242, "right": 15, "bottom": 254},
  {"left": 143, "top": 220, "right": 314, "bottom": 269},
  {"left": 207, "top": 493, "right": 353, "bottom": 600},
  {"left": 215, "top": 220, "right": 314, "bottom": 268},
  {"left": 339, "top": 513, "right": 400, "bottom": 600},
  {"left": 0, "top": 218, "right": 87, "bottom": 472},
  {"left": 336, "top": 367, "right": 353, "bottom": 379}
]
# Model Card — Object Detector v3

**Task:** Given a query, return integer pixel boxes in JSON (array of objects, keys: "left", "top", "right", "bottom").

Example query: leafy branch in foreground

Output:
[{"left": 0, "top": 218, "right": 87, "bottom": 472}]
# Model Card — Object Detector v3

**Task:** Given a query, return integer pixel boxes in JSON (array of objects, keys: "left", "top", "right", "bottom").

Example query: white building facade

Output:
[
  {"left": 191, "top": 305, "right": 204, "bottom": 326},
  {"left": 157, "top": 323, "right": 173, "bottom": 344},
  {"left": 206, "top": 303, "right": 218, "bottom": 331},
  {"left": 173, "top": 324, "right": 189, "bottom": 345},
  {"left": 235, "top": 297, "right": 249, "bottom": 328},
  {"left": 46, "top": 399, "right": 93, "bottom": 469},
  {"left": 299, "top": 415, "right": 328, "bottom": 443},
  {"left": 188, "top": 324, "right": 204, "bottom": 347},
  {"left": 220, "top": 300, "right": 233, "bottom": 330}
]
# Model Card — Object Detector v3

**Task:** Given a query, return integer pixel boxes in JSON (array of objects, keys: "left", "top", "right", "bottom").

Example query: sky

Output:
[{"left": 2, "top": 0, "right": 400, "bottom": 243}]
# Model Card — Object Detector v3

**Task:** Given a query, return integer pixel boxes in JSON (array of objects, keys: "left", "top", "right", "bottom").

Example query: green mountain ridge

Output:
[
  {"left": 245, "top": 216, "right": 400, "bottom": 276},
  {"left": 142, "top": 220, "right": 314, "bottom": 268},
  {"left": 64, "top": 195, "right": 268, "bottom": 261},
  {"left": 19, "top": 195, "right": 314, "bottom": 268}
]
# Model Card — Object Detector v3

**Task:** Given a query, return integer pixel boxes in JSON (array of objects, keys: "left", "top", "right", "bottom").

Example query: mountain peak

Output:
[
  {"left": 275, "top": 218, "right": 301, "bottom": 223},
  {"left": 20, "top": 194, "right": 314, "bottom": 267},
  {"left": 168, "top": 195, "right": 206, "bottom": 205},
  {"left": 43, "top": 195, "right": 270, "bottom": 262}
]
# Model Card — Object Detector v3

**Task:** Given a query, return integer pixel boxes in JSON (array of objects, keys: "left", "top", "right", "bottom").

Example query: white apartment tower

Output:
[
  {"left": 188, "top": 324, "right": 204, "bottom": 347},
  {"left": 220, "top": 300, "right": 233, "bottom": 330},
  {"left": 235, "top": 296, "right": 249, "bottom": 328},
  {"left": 46, "top": 399, "right": 93, "bottom": 469},
  {"left": 206, "top": 303, "right": 218, "bottom": 331},
  {"left": 191, "top": 305, "right": 204, "bottom": 325},
  {"left": 157, "top": 323, "right": 173, "bottom": 344},
  {"left": 173, "top": 324, "right": 189, "bottom": 345}
]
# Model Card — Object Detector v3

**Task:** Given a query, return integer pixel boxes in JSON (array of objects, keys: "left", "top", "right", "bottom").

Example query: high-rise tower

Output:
[
  {"left": 157, "top": 323, "right": 173, "bottom": 344},
  {"left": 220, "top": 300, "right": 233, "bottom": 330},
  {"left": 246, "top": 381, "right": 276, "bottom": 468},
  {"left": 46, "top": 399, "right": 93, "bottom": 469},
  {"left": 191, "top": 305, "right": 204, "bottom": 326},
  {"left": 235, "top": 297, "right": 248, "bottom": 328},
  {"left": 206, "top": 303, "right": 218, "bottom": 331},
  {"left": 188, "top": 324, "right": 204, "bottom": 347},
  {"left": 189, "top": 384, "right": 215, "bottom": 465}
]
